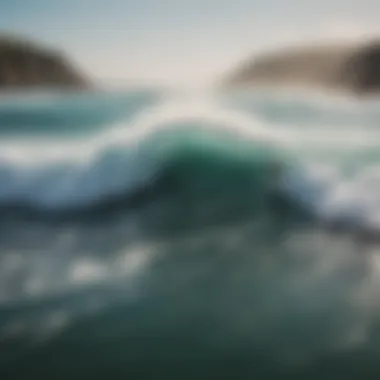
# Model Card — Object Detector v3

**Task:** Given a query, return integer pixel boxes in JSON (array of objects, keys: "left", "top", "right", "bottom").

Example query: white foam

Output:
[
  {"left": 0, "top": 98, "right": 278, "bottom": 210},
  {"left": 282, "top": 160, "right": 380, "bottom": 232},
  {"left": 0, "top": 92, "right": 380, "bottom": 229}
]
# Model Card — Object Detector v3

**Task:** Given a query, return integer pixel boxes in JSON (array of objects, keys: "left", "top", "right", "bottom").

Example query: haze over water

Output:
[{"left": 1, "top": 1, "right": 380, "bottom": 379}]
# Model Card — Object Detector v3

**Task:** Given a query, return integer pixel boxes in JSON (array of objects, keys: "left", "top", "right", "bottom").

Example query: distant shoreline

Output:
[
  {"left": 0, "top": 35, "right": 91, "bottom": 90},
  {"left": 222, "top": 39, "right": 380, "bottom": 95}
]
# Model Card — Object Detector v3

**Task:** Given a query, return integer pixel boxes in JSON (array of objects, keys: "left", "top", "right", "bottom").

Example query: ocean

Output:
[{"left": 1, "top": 87, "right": 380, "bottom": 379}]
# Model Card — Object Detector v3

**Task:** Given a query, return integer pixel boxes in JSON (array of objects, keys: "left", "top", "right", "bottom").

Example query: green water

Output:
[{"left": 1, "top": 89, "right": 380, "bottom": 379}]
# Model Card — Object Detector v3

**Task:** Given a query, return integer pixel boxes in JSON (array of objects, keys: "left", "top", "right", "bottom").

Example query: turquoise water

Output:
[{"left": 1, "top": 88, "right": 380, "bottom": 379}]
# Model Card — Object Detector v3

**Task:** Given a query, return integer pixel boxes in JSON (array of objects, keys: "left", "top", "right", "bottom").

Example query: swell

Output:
[
  {"left": 0, "top": 90, "right": 161, "bottom": 136},
  {"left": 0, "top": 97, "right": 289, "bottom": 218},
  {"left": 0, "top": 129, "right": 289, "bottom": 227},
  {"left": 1, "top": 92, "right": 380, "bottom": 235}
]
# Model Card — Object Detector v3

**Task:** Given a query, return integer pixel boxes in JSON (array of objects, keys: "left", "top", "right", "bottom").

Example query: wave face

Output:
[
  {"left": 2, "top": 88, "right": 380, "bottom": 379},
  {"left": 0, "top": 90, "right": 379, "bottom": 229}
]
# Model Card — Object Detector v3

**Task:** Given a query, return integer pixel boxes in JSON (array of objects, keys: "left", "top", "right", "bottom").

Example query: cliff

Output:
[
  {"left": 0, "top": 35, "right": 90, "bottom": 90},
  {"left": 222, "top": 40, "right": 380, "bottom": 94}
]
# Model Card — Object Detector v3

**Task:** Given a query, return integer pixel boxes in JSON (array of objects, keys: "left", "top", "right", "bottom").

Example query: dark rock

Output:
[
  {"left": 222, "top": 40, "right": 380, "bottom": 95},
  {"left": 342, "top": 42, "right": 380, "bottom": 93},
  {"left": 0, "top": 35, "right": 91, "bottom": 90}
]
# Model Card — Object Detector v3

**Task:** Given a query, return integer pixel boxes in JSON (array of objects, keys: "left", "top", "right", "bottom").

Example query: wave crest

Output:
[{"left": 0, "top": 100, "right": 282, "bottom": 217}]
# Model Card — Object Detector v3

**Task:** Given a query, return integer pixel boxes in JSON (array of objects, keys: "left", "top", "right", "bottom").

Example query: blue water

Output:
[{"left": 1, "top": 88, "right": 380, "bottom": 379}]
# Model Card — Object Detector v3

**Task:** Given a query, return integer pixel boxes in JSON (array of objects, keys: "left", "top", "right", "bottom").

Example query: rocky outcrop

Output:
[
  {"left": 0, "top": 35, "right": 90, "bottom": 90},
  {"left": 222, "top": 40, "right": 380, "bottom": 94}
]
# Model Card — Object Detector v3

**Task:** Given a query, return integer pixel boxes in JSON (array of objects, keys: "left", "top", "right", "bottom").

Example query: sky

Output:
[{"left": 1, "top": 0, "right": 380, "bottom": 87}]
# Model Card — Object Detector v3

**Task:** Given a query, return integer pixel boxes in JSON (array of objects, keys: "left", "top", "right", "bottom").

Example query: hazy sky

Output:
[{"left": 1, "top": 0, "right": 379, "bottom": 87}]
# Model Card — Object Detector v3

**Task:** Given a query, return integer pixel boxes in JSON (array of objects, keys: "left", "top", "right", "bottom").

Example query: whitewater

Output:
[{"left": 1, "top": 88, "right": 380, "bottom": 379}]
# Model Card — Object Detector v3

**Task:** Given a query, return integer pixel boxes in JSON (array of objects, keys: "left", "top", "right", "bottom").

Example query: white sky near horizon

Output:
[{"left": 1, "top": 0, "right": 380, "bottom": 87}]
